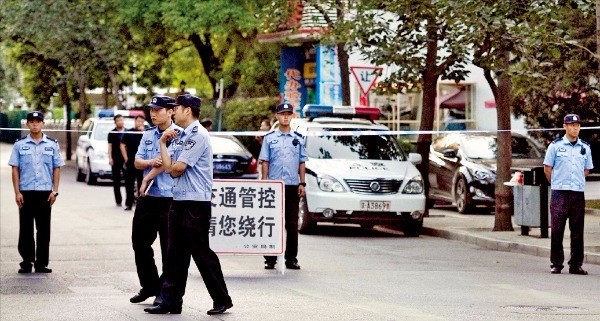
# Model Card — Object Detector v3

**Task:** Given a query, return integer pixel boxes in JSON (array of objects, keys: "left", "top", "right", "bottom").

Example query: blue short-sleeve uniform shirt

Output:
[
  {"left": 168, "top": 120, "right": 213, "bottom": 201},
  {"left": 543, "top": 136, "right": 594, "bottom": 192},
  {"left": 8, "top": 134, "right": 65, "bottom": 191},
  {"left": 259, "top": 129, "right": 307, "bottom": 185},
  {"left": 135, "top": 122, "right": 183, "bottom": 197}
]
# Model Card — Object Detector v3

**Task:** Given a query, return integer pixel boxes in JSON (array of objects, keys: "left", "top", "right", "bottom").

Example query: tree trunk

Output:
[
  {"left": 75, "top": 69, "right": 89, "bottom": 121},
  {"left": 189, "top": 33, "right": 219, "bottom": 99},
  {"left": 59, "top": 77, "right": 72, "bottom": 161},
  {"left": 492, "top": 58, "right": 514, "bottom": 231},
  {"left": 337, "top": 42, "right": 351, "bottom": 105},
  {"left": 107, "top": 67, "right": 122, "bottom": 109},
  {"left": 416, "top": 21, "right": 440, "bottom": 215},
  {"left": 103, "top": 78, "right": 110, "bottom": 109}
]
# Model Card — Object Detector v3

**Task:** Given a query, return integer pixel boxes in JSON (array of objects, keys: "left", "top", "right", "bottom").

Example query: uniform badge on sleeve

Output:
[{"left": 184, "top": 140, "right": 196, "bottom": 150}]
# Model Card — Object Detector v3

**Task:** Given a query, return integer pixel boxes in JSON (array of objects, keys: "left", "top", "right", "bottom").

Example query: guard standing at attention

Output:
[
  {"left": 144, "top": 94, "right": 233, "bottom": 316},
  {"left": 544, "top": 114, "right": 594, "bottom": 275},
  {"left": 9, "top": 111, "right": 64, "bottom": 273},
  {"left": 128, "top": 96, "right": 181, "bottom": 306},
  {"left": 259, "top": 103, "right": 307, "bottom": 270}
]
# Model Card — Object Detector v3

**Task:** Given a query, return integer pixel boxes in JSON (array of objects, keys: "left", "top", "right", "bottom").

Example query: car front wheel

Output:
[
  {"left": 455, "top": 176, "right": 473, "bottom": 214},
  {"left": 76, "top": 156, "right": 85, "bottom": 182},
  {"left": 85, "top": 159, "right": 97, "bottom": 185},
  {"left": 298, "top": 196, "right": 316, "bottom": 234}
]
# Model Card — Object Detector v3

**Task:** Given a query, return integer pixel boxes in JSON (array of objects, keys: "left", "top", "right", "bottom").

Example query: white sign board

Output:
[
  {"left": 210, "top": 179, "right": 285, "bottom": 255},
  {"left": 350, "top": 66, "right": 382, "bottom": 95}
]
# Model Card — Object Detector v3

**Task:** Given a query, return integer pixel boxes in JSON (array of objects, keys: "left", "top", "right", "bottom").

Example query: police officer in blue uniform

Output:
[
  {"left": 144, "top": 94, "right": 232, "bottom": 316},
  {"left": 544, "top": 114, "right": 594, "bottom": 275},
  {"left": 259, "top": 103, "right": 308, "bottom": 270},
  {"left": 128, "top": 96, "right": 182, "bottom": 305},
  {"left": 9, "top": 111, "right": 64, "bottom": 273}
]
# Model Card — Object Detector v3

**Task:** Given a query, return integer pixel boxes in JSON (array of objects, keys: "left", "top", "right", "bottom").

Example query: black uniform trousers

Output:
[
  {"left": 160, "top": 200, "right": 231, "bottom": 307},
  {"left": 132, "top": 196, "right": 170, "bottom": 295},
  {"left": 265, "top": 185, "right": 299, "bottom": 265},
  {"left": 124, "top": 163, "right": 143, "bottom": 208},
  {"left": 18, "top": 191, "right": 52, "bottom": 269},
  {"left": 111, "top": 162, "right": 124, "bottom": 205},
  {"left": 550, "top": 190, "right": 586, "bottom": 269}
]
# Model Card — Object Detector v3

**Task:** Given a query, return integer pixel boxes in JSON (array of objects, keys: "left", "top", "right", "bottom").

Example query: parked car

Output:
[
  {"left": 76, "top": 117, "right": 138, "bottom": 184},
  {"left": 428, "top": 132, "right": 545, "bottom": 213},
  {"left": 278, "top": 105, "right": 426, "bottom": 236},
  {"left": 212, "top": 135, "right": 259, "bottom": 179}
]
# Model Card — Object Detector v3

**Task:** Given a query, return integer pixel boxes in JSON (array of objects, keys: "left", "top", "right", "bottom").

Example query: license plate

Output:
[
  {"left": 214, "top": 162, "right": 234, "bottom": 172},
  {"left": 360, "top": 201, "right": 391, "bottom": 211}
]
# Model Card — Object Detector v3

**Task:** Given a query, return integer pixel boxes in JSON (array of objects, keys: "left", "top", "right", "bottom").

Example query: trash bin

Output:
[{"left": 509, "top": 166, "right": 550, "bottom": 238}]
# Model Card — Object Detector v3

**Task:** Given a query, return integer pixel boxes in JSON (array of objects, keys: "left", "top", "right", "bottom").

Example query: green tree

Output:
[{"left": 352, "top": 0, "right": 471, "bottom": 207}]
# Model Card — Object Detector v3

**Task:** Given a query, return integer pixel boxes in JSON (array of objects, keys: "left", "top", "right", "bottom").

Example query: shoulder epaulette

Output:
[
  {"left": 551, "top": 137, "right": 562, "bottom": 144},
  {"left": 145, "top": 126, "right": 156, "bottom": 131},
  {"left": 46, "top": 136, "right": 58, "bottom": 143},
  {"left": 15, "top": 136, "right": 27, "bottom": 143},
  {"left": 264, "top": 130, "right": 276, "bottom": 137},
  {"left": 581, "top": 140, "right": 590, "bottom": 146},
  {"left": 293, "top": 131, "right": 304, "bottom": 138}
]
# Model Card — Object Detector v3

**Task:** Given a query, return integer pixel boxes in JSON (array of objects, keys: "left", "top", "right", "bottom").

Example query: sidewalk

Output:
[{"left": 424, "top": 207, "right": 600, "bottom": 266}]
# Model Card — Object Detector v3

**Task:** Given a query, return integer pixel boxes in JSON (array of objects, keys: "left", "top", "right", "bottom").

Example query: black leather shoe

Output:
[
  {"left": 130, "top": 290, "right": 155, "bottom": 303},
  {"left": 569, "top": 266, "right": 588, "bottom": 275},
  {"left": 35, "top": 267, "right": 52, "bottom": 273},
  {"left": 550, "top": 267, "right": 561, "bottom": 274},
  {"left": 144, "top": 304, "right": 182, "bottom": 314},
  {"left": 285, "top": 262, "right": 301, "bottom": 270},
  {"left": 18, "top": 267, "right": 32, "bottom": 274},
  {"left": 207, "top": 303, "right": 233, "bottom": 315},
  {"left": 152, "top": 296, "right": 163, "bottom": 306},
  {"left": 125, "top": 206, "right": 132, "bottom": 211},
  {"left": 264, "top": 262, "right": 275, "bottom": 270}
]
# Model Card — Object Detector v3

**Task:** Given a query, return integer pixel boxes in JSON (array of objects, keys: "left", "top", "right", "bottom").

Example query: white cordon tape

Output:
[{"left": 1, "top": 126, "right": 599, "bottom": 137}]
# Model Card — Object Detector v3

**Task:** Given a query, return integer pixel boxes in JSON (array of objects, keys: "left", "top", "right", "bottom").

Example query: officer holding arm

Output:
[
  {"left": 259, "top": 103, "right": 307, "bottom": 270},
  {"left": 9, "top": 111, "right": 64, "bottom": 273},
  {"left": 544, "top": 114, "right": 594, "bottom": 275},
  {"left": 128, "top": 96, "right": 182, "bottom": 306},
  {"left": 144, "top": 94, "right": 232, "bottom": 316}
]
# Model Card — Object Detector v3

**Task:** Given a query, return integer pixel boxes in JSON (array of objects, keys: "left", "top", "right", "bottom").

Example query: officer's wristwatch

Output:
[
  {"left": 299, "top": 182, "right": 306, "bottom": 187},
  {"left": 52, "top": 191, "right": 59, "bottom": 197}
]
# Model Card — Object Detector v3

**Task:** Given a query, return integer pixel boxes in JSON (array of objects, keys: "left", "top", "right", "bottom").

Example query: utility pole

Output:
[
  {"left": 216, "top": 78, "right": 224, "bottom": 131},
  {"left": 597, "top": 0, "right": 600, "bottom": 69}
]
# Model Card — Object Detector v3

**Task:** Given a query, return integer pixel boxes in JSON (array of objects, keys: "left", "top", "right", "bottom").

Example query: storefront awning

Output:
[{"left": 439, "top": 89, "right": 466, "bottom": 109}]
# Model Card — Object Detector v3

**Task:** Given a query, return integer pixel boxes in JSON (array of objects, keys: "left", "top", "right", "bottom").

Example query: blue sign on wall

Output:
[
  {"left": 279, "top": 47, "right": 307, "bottom": 112},
  {"left": 316, "top": 45, "right": 342, "bottom": 106}
]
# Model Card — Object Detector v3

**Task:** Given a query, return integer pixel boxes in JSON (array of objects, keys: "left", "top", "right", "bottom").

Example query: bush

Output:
[
  {"left": 1, "top": 109, "right": 27, "bottom": 142},
  {"left": 222, "top": 97, "right": 277, "bottom": 131}
]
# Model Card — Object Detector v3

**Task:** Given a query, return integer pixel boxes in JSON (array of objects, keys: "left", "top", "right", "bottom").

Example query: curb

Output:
[{"left": 422, "top": 227, "right": 600, "bottom": 266}]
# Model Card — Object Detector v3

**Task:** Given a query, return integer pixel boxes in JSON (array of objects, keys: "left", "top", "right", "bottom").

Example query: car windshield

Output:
[
  {"left": 461, "top": 135, "right": 543, "bottom": 159},
  {"left": 94, "top": 123, "right": 117, "bottom": 140},
  {"left": 211, "top": 136, "right": 248, "bottom": 154},
  {"left": 306, "top": 128, "right": 407, "bottom": 161}
]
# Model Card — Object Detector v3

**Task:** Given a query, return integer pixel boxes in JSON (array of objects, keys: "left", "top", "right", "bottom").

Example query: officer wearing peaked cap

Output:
[
  {"left": 144, "top": 94, "right": 233, "bottom": 316},
  {"left": 128, "top": 95, "right": 182, "bottom": 305},
  {"left": 259, "top": 103, "right": 307, "bottom": 270},
  {"left": 544, "top": 114, "right": 594, "bottom": 275},
  {"left": 9, "top": 111, "right": 64, "bottom": 274}
]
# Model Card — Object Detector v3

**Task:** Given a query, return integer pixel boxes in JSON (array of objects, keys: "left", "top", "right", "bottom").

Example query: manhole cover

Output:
[{"left": 503, "top": 305, "right": 586, "bottom": 313}]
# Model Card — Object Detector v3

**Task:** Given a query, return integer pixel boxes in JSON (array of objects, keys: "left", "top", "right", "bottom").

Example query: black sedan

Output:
[
  {"left": 211, "top": 135, "right": 259, "bottom": 179},
  {"left": 427, "top": 132, "right": 545, "bottom": 213}
]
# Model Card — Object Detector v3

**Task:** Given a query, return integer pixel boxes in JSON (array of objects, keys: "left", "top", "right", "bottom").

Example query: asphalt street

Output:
[{"left": 1, "top": 143, "right": 600, "bottom": 321}]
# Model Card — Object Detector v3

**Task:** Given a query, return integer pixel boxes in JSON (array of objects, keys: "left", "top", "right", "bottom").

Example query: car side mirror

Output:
[
  {"left": 408, "top": 153, "right": 422, "bottom": 165},
  {"left": 442, "top": 149, "right": 457, "bottom": 158}
]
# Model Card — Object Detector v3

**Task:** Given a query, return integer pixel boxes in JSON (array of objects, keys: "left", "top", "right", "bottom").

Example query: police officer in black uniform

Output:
[
  {"left": 9, "top": 111, "right": 64, "bottom": 273},
  {"left": 544, "top": 114, "right": 594, "bottom": 275},
  {"left": 144, "top": 94, "right": 233, "bottom": 316}
]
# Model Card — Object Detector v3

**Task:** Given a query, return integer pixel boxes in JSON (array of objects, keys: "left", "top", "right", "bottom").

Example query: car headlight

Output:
[
  {"left": 317, "top": 175, "right": 346, "bottom": 192},
  {"left": 402, "top": 176, "right": 423, "bottom": 194},
  {"left": 471, "top": 169, "right": 494, "bottom": 181}
]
